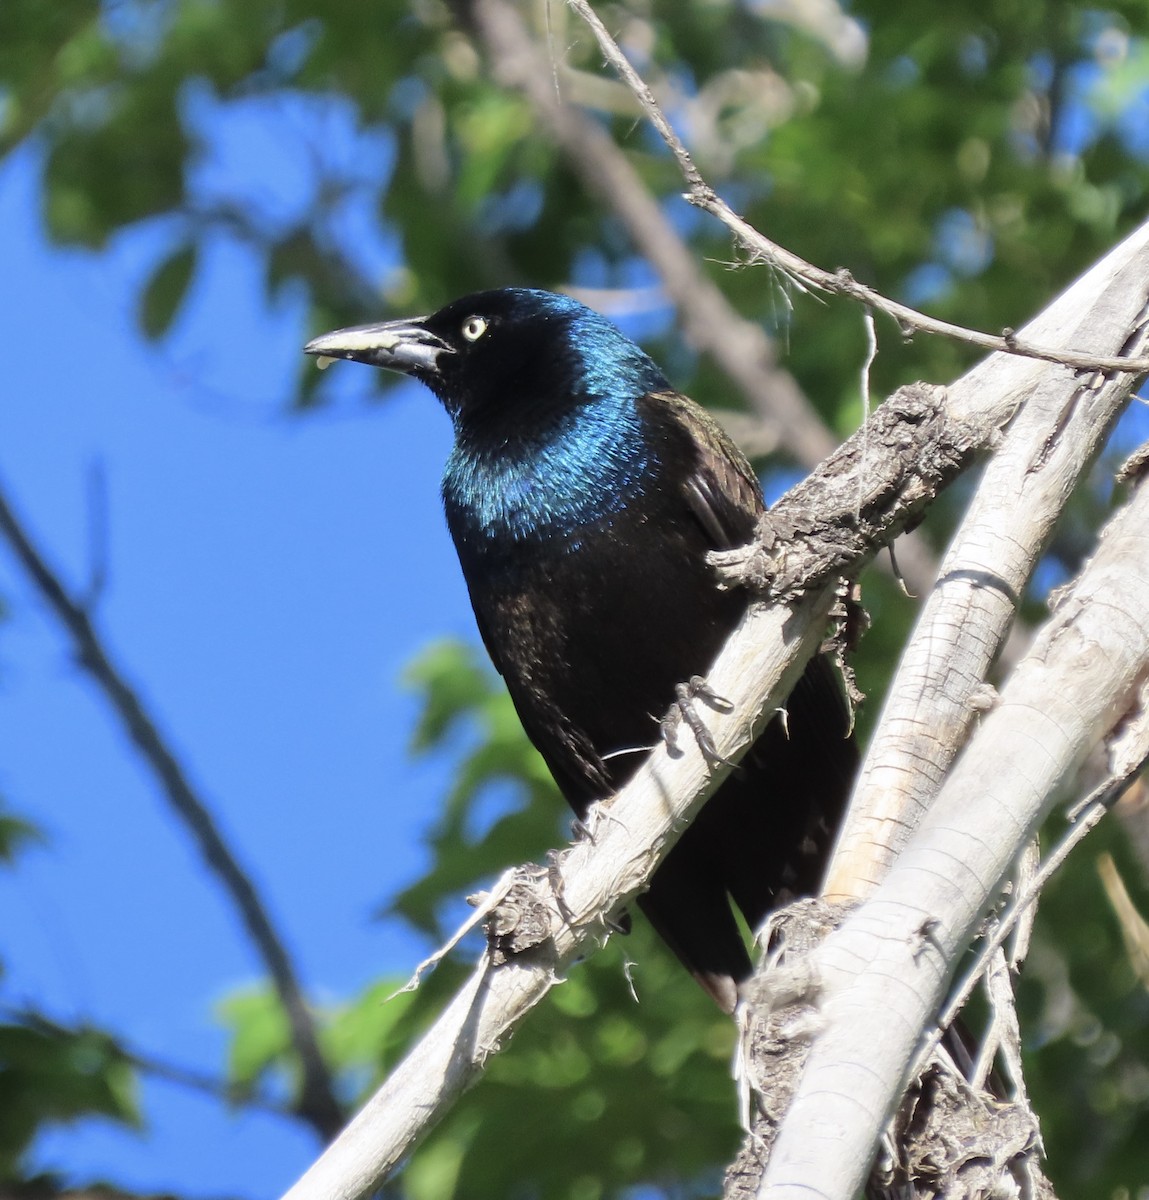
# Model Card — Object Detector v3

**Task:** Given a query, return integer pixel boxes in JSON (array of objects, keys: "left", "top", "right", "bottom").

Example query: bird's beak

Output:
[{"left": 304, "top": 318, "right": 453, "bottom": 376}]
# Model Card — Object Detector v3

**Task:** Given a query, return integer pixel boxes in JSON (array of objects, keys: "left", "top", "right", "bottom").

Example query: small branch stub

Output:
[
  {"left": 726, "top": 900, "right": 846, "bottom": 1200},
  {"left": 713, "top": 383, "right": 988, "bottom": 598},
  {"left": 486, "top": 869, "right": 560, "bottom": 964},
  {"left": 887, "top": 1065, "right": 1052, "bottom": 1200}
]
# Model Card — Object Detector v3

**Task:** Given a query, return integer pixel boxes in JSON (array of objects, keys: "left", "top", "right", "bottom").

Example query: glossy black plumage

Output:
[{"left": 306, "top": 289, "right": 857, "bottom": 1011}]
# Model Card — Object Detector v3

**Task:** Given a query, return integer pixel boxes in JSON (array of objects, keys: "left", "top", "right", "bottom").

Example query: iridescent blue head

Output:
[
  {"left": 305, "top": 287, "right": 667, "bottom": 428},
  {"left": 306, "top": 288, "right": 671, "bottom": 556}
]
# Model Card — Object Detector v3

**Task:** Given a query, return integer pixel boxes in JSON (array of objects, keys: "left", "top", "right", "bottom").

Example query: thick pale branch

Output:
[
  {"left": 828, "top": 216, "right": 1149, "bottom": 899},
  {"left": 759, "top": 470, "right": 1149, "bottom": 1200},
  {"left": 280, "top": 586, "right": 841, "bottom": 1200},
  {"left": 0, "top": 480, "right": 343, "bottom": 1139}
]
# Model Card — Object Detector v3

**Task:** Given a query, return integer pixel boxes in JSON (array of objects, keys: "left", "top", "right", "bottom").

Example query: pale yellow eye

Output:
[{"left": 461, "top": 315, "right": 488, "bottom": 342}]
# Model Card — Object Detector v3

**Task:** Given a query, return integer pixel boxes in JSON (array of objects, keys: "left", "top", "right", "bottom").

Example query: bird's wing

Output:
[
  {"left": 649, "top": 390, "right": 765, "bottom": 550},
  {"left": 466, "top": 586, "right": 507, "bottom": 678}
]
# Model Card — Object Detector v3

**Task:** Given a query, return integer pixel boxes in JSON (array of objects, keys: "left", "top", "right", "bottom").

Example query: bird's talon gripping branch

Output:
[
  {"left": 685, "top": 674, "right": 735, "bottom": 713},
  {"left": 546, "top": 849, "right": 577, "bottom": 925},
  {"left": 570, "top": 814, "right": 593, "bottom": 843},
  {"left": 663, "top": 678, "right": 741, "bottom": 772},
  {"left": 659, "top": 703, "right": 685, "bottom": 759}
]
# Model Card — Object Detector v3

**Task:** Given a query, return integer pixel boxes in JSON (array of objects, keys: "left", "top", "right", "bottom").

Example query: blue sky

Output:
[{"left": 0, "top": 131, "right": 476, "bottom": 1193}]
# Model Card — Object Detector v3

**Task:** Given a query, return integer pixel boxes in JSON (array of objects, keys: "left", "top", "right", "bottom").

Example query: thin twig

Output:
[
  {"left": 566, "top": 0, "right": 1149, "bottom": 378},
  {"left": 82, "top": 458, "right": 109, "bottom": 609},
  {"left": 390, "top": 868, "right": 519, "bottom": 997},
  {"left": 0, "top": 477, "right": 344, "bottom": 1140},
  {"left": 1, "top": 1004, "right": 294, "bottom": 1117},
  {"left": 473, "top": 0, "right": 832, "bottom": 464},
  {"left": 928, "top": 771, "right": 1127, "bottom": 1060},
  {"left": 889, "top": 768, "right": 1122, "bottom": 1100},
  {"left": 472, "top": 0, "right": 940, "bottom": 596}
]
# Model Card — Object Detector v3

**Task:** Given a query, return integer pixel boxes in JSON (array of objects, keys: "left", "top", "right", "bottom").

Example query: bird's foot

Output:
[
  {"left": 660, "top": 676, "right": 740, "bottom": 771},
  {"left": 545, "top": 849, "right": 577, "bottom": 925}
]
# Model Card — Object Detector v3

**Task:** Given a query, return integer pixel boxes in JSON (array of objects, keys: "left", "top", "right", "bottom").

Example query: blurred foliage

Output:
[
  {"left": 3, "top": 0, "right": 1149, "bottom": 1196},
  {"left": 0, "top": 1020, "right": 140, "bottom": 1183},
  {"left": 218, "top": 977, "right": 421, "bottom": 1104},
  {"left": 0, "top": 807, "right": 42, "bottom": 866},
  {"left": 0, "top": 808, "right": 140, "bottom": 1184},
  {"left": 1018, "top": 809, "right": 1149, "bottom": 1197},
  {"left": 391, "top": 639, "right": 561, "bottom": 936},
  {"left": 391, "top": 642, "right": 743, "bottom": 1197}
]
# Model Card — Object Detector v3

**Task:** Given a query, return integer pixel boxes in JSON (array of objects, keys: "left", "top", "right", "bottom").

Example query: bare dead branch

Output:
[
  {"left": 829, "top": 219, "right": 1149, "bottom": 899},
  {"left": 565, "top": 0, "right": 1149, "bottom": 378},
  {"left": 0, "top": 480, "right": 344, "bottom": 1140},
  {"left": 758, "top": 465, "right": 1149, "bottom": 1200}
]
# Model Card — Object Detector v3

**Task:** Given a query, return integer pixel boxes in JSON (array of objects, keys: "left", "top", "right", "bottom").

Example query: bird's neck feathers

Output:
[
  {"left": 438, "top": 302, "right": 672, "bottom": 561},
  {"left": 443, "top": 387, "right": 657, "bottom": 559}
]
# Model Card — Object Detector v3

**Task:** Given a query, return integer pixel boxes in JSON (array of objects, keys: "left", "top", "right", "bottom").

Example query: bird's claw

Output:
[
  {"left": 604, "top": 910, "right": 631, "bottom": 935},
  {"left": 684, "top": 675, "right": 734, "bottom": 714},
  {"left": 660, "top": 676, "right": 739, "bottom": 771},
  {"left": 546, "top": 849, "right": 576, "bottom": 925}
]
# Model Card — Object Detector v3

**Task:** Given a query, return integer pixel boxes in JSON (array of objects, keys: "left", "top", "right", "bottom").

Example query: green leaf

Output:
[
  {"left": 0, "top": 810, "right": 43, "bottom": 865},
  {"left": 0, "top": 1020, "right": 139, "bottom": 1181},
  {"left": 216, "top": 984, "right": 293, "bottom": 1092},
  {"left": 320, "top": 980, "right": 417, "bottom": 1081},
  {"left": 139, "top": 241, "right": 198, "bottom": 340},
  {"left": 402, "top": 639, "right": 498, "bottom": 751}
]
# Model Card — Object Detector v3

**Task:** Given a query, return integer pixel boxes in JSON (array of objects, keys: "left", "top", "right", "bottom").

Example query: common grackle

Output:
[{"left": 306, "top": 288, "right": 857, "bottom": 1012}]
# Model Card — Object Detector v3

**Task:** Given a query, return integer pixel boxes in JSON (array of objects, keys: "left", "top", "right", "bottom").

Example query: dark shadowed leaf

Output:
[{"left": 139, "top": 242, "right": 198, "bottom": 341}]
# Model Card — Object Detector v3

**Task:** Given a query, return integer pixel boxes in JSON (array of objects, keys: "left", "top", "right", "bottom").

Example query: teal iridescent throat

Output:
[{"left": 442, "top": 393, "right": 653, "bottom": 553}]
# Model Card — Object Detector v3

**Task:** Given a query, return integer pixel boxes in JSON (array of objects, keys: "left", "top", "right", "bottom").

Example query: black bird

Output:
[{"left": 306, "top": 288, "right": 856, "bottom": 1012}]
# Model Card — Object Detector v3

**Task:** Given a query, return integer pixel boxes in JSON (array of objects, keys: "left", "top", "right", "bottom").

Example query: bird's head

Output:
[{"left": 304, "top": 288, "right": 667, "bottom": 427}]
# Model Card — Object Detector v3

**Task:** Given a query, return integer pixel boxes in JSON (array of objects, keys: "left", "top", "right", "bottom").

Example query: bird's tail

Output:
[{"left": 638, "top": 654, "right": 858, "bottom": 1012}]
